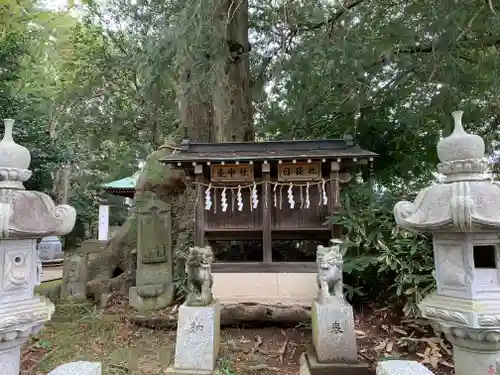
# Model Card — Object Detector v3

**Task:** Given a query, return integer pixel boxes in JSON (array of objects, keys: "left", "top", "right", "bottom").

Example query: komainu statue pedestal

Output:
[
  {"left": 167, "top": 300, "right": 221, "bottom": 375},
  {"left": 300, "top": 298, "right": 370, "bottom": 375},
  {"left": 166, "top": 246, "right": 220, "bottom": 375},
  {"left": 300, "top": 241, "right": 370, "bottom": 375}
]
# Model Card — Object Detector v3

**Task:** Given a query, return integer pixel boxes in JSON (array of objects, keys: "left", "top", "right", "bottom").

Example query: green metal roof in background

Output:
[{"left": 101, "top": 171, "right": 140, "bottom": 190}]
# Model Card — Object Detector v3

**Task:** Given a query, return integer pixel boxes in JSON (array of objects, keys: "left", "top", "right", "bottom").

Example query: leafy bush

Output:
[{"left": 329, "top": 183, "right": 435, "bottom": 316}]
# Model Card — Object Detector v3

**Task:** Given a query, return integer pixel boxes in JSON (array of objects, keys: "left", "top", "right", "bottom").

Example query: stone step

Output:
[
  {"left": 47, "top": 361, "right": 101, "bottom": 375},
  {"left": 376, "top": 360, "right": 433, "bottom": 375}
]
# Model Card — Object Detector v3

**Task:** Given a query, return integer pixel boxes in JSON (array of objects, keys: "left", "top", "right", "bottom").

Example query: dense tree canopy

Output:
[
  {"left": 1, "top": 0, "right": 500, "bottom": 308},
  {"left": 4, "top": 0, "right": 499, "bottom": 191}
]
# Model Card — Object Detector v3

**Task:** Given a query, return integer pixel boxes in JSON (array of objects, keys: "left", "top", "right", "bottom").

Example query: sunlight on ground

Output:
[
  {"left": 25, "top": 299, "right": 307, "bottom": 375},
  {"left": 29, "top": 301, "right": 173, "bottom": 375},
  {"left": 35, "top": 279, "right": 62, "bottom": 294}
]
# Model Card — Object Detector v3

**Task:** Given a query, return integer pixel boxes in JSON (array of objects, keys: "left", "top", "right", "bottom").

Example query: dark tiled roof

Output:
[{"left": 160, "top": 138, "right": 377, "bottom": 163}]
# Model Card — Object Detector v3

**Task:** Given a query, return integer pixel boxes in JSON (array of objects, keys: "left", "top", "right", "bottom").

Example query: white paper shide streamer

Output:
[
  {"left": 205, "top": 183, "right": 213, "bottom": 211},
  {"left": 273, "top": 183, "right": 278, "bottom": 208},
  {"left": 305, "top": 182, "right": 311, "bottom": 209},
  {"left": 237, "top": 185, "right": 243, "bottom": 211},
  {"left": 221, "top": 187, "right": 228, "bottom": 212},
  {"left": 251, "top": 182, "right": 259, "bottom": 209},
  {"left": 321, "top": 179, "right": 328, "bottom": 205},
  {"left": 287, "top": 182, "right": 295, "bottom": 209}
]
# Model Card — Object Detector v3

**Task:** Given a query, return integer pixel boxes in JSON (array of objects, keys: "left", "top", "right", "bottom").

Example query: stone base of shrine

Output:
[
  {"left": 212, "top": 272, "right": 316, "bottom": 304},
  {"left": 129, "top": 284, "right": 175, "bottom": 311},
  {"left": 165, "top": 369, "right": 216, "bottom": 375},
  {"left": 299, "top": 352, "right": 371, "bottom": 375}
]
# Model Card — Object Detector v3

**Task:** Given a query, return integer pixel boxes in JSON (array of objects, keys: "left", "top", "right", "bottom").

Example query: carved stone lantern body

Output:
[
  {"left": 394, "top": 111, "right": 500, "bottom": 375},
  {"left": 0, "top": 119, "right": 76, "bottom": 374}
]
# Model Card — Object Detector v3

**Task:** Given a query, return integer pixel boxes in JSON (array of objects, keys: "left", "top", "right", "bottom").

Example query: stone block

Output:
[
  {"left": 129, "top": 283, "right": 174, "bottom": 311},
  {"left": 299, "top": 351, "right": 371, "bottom": 375},
  {"left": 0, "top": 344, "right": 21, "bottom": 375},
  {"left": 168, "top": 300, "right": 220, "bottom": 373},
  {"left": 38, "top": 236, "right": 64, "bottom": 261},
  {"left": 47, "top": 361, "right": 101, "bottom": 375},
  {"left": 376, "top": 360, "right": 433, "bottom": 375},
  {"left": 311, "top": 300, "right": 357, "bottom": 363}
]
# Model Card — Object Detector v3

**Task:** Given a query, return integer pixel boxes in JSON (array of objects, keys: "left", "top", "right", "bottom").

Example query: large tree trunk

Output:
[
  {"left": 85, "top": 0, "right": 256, "bottom": 309},
  {"left": 213, "top": 0, "right": 254, "bottom": 142}
]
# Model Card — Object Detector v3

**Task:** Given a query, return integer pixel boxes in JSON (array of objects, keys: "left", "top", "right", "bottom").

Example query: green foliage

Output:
[
  {"left": 2, "top": 0, "right": 500, "bottom": 310},
  {"left": 329, "top": 184, "right": 435, "bottom": 316}
]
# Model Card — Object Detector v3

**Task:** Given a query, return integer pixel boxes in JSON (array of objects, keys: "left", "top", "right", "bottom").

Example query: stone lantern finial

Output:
[
  {"left": 437, "top": 111, "right": 485, "bottom": 163},
  {"left": 0, "top": 119, "right": 32, "bottom": 189},
  {"left": 435, "top": 111, "right": 488, "bottom": 182}
]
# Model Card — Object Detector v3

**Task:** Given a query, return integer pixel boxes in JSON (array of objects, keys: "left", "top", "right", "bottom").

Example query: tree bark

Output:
[
  {"left": 212, "top": 0, "right": 254, "bottom": 142},
  {"left": 177, "top": 57, "right": 215, "bottom": 143}
]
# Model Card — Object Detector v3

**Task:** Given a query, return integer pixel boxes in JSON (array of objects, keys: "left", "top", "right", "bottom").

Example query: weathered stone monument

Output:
[
  {"left": 60, "top": 249, "right": 87, "bottom": 299},
  {"left": 300, "top": 239, "right": 370, "bottom": 375},
  {"left": 129, "top": 192, "right": 174, "bottom": 310},
  {"left": 394, "top": 110, "right": 500, "bottom": 375},
  {"left": 0, "top": 119, "right": 76, "bottom": 374},
  {"left": 167, "top": 246, "right": 220, "bottom": 375},
  {"left": 38, "top": 236, "right": 64, "bottom": 262}
]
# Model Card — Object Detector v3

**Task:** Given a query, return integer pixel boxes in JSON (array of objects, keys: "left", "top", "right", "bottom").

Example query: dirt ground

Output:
[{"left": 21, "top": 294, "right": 455, "bottom": 375}]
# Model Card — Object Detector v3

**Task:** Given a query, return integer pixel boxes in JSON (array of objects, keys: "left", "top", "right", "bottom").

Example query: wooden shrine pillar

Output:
[
  {"left": 262, "top": 162, "right": 272, "bottom": 262},
  {"left": 329, "top": 161, "right": 340, "bottom": 239},
  {"left": 194, "top": 164, "right": 206, "bottom": 246}
]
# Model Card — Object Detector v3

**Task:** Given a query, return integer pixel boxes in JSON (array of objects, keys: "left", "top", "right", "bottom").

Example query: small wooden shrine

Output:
[
  {"left": 161, "top": 138, "right": 376, "bottom": 274},
  {"left": 101, "top": 172, "right": 139, "bottom": 198}
]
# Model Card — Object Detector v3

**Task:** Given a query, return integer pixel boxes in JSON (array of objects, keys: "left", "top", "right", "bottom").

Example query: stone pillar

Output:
[
  {"left": 0, "top": 119, "right": 76, "bottom": 375},
  {"left": 60, "top": 250, "right": 88, "bottom": 300},
  {"left": 129, "top": 191, "right": 174, "bottom": 311},
  {"left": 394, "top": 110, "right": 500, "bottom": 375}
]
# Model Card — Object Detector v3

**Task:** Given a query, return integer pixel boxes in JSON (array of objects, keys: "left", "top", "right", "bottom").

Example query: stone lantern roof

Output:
[
  {"left": 0, "top": 119, "right": 76, "bottom": 237},
  {"left": 394, "top": 111, "right": 500, "bottom": 232}
]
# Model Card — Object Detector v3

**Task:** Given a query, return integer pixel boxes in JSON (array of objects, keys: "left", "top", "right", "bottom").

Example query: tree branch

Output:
[
  {"left": 298, "top": 0, "right": 365, "bottom": 32},
  {"left": 394, "top": 35, "right": 500, "bottom": 55}
]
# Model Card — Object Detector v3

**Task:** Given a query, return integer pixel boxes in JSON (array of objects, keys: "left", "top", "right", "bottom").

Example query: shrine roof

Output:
[
  {"left": 101, "top": 172, "right": 139, "bottom": 197},
  {"left": 160, "top": 138, "right": 377, "bottom": 164}
]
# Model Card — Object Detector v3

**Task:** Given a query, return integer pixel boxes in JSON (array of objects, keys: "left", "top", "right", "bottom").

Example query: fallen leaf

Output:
[
  {"left": 374, "top": 340, "right": 387, "bottom": 352},
  {"left": 438, "top": 340, "right": 452, "bottom": 356},
  {"left": 226, "top": 339, "right": 244, "bottom": 352},
  {"left": 441, "top": 361, "right": 454, "bottom": 368},
  {"left": 90, "top": 342, "right": 102, "bottom": 354},
  {"left": 386, "top": 341, "right": 394, "bottom": 353},
  {"left": 430, "top": 356, "right": 439, "bottom": 369},
  {"left": 355, "top": 330, "right": 367, "bottom": 338},
  {"left": 393, "top": 327, "right": 408, "bottom": 335}
]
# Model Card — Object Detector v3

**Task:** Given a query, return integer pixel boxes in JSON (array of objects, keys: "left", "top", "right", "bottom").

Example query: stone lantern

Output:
[
  {"left": 0, "top": 119, "right": 76, "bottom": 374},
  {"left": 394, "top": 110, "right": 500, "bottom": 375}
]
